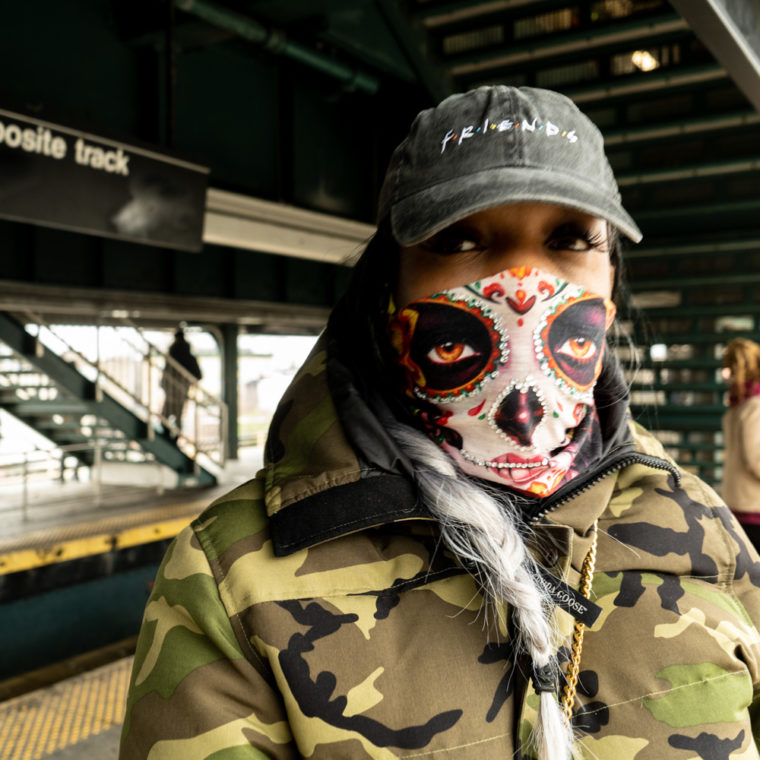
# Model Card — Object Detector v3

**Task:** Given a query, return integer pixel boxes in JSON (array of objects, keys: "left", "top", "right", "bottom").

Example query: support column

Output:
[{"left": 221, "top": 322, "right": 239, "bottom": 460}]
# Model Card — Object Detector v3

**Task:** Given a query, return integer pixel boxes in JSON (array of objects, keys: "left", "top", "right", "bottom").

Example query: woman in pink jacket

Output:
[{"left": 722, "top": 337, "right": 760, "bottom": 548}]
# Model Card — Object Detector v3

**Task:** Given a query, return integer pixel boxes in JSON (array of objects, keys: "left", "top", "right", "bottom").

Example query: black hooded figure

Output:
[{"left": 160, "top": 327, "right": 202, "bottom": 433}]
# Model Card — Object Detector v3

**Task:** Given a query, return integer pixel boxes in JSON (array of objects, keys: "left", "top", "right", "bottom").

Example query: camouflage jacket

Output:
[{"left": 121, "top": 341, "right": 760, "bottom": 759}]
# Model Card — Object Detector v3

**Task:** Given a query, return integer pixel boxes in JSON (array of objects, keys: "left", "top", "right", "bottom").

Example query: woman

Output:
[
  {"left": 120, "top": 87, "right": 760, "bottom": 759},
  {"left": 722, "top": 337, "right": 760, "bottom": 548}
]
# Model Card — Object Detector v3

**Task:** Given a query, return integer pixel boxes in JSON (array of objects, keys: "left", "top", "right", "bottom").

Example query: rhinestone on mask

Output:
[{"left": 486, "top": 376, "right": 547, "bottom": 452}]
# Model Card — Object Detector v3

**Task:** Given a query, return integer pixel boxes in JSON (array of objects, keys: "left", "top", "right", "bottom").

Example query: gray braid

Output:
[{"left": 387, "top": 422, "right": 575, "bottom": 760}]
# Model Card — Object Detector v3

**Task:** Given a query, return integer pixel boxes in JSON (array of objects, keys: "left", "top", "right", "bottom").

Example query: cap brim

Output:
[{"left": 390, "top": 166, "right": 642, "bottom": 246}]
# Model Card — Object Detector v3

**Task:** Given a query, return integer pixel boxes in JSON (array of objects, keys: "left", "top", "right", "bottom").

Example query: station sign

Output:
[{"left": 0, "top": 108, "right": 209, "bottom": 252}]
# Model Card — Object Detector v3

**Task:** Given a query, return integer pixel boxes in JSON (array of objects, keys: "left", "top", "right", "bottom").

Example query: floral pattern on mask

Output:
[{"left": 388, "top": 267, "right": 616, "bottom": 497}]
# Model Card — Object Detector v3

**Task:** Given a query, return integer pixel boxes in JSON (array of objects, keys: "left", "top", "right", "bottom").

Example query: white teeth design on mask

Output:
[{"left": 459, "top": 449, "right": 551, "bottom": 469}]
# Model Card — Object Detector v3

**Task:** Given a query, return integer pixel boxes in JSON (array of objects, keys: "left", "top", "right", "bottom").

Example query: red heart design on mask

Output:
[{"left": 506, "top": 289, "right": 536, "bottom": 314}]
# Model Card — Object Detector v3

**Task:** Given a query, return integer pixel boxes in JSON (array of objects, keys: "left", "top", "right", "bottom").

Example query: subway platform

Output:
[{"left": 0, "top": 447, "right": 263, "bottom": 760}]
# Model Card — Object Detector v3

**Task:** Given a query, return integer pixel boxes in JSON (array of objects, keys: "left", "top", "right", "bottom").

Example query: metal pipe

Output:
[{"left": 174, "top": 0, "right": 380, "bottom": 94}]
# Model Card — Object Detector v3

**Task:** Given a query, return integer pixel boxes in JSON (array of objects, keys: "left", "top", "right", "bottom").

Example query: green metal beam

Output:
[
  {"left": 174, "top": 0, "right": 380, "bottom": 93},
  {"left": 447, "top": 13, "right": 688, "bottom": 77},
  {"left": 376, "top": 0, "right": 453, "bottom": 103},
  {"left": 221, "top": 323, "right": 238, "bottom": 461},
  {"left": 413, "top": 0, "right": 553, "bottom": 28},
  {"left": 632, "top": 197, "right": 760, "bottom": 231},
  {"left": 629, "top": 382, "right": 722, "bottom": 393},
  {"left": 649, "top": 441, "right": 723, "bottom": 453},
  {"left": 629, "top": 271, "right": 760, "bottom": 291},
  {"left": 604, "top": 109, "right": 760, "bottom": 147},
  {"left": 623, "top": 331, "right": 757, "bottom": 345},
  {"left": 617, "top": 156, "right": 760, "bottom": 187},
  {"left": 635, "top": 359, "right": 721, "bottom": 369},
  {"left": 624, "top": 236, "right": 760, "bottom": 259},
  {"left": 566, "top": 63, "right": 726, "bottom": 104},
  {"left": 639, "top": 302, "right": 760, "bottom": 319},
  {"left": 630, "top": 410, "right": 723, "bottom": 429}
]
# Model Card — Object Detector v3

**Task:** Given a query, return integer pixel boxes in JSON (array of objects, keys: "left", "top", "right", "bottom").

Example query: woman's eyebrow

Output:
[{"left": 550, "top": 219, "right": 591, "bottom": 231}]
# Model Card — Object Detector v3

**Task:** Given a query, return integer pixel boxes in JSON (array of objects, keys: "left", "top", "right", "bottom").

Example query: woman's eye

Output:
[
  {"left": 557, "top": 337, "right": 598, "bottom": 362},
  {"left": 548, "top": 234, "right": 592, "bottom": 252},
  {"left": 423, "top": 229, "right": 482, "bottom": 254},
  {"left": 547, "top": 225, "right": 606, "bottom": 252},
  {"left": 427, "top": 342, "right": 477, "bottom": 364}
]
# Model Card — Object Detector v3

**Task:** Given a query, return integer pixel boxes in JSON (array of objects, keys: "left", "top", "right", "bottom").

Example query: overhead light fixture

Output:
[{"left": 631, "top": 50, "right": 660, "bottom": 72}]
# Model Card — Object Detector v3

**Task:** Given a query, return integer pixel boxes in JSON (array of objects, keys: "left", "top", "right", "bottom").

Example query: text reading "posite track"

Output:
[{"left": 0, "top": 119, "right": 131, "bottom": 176}]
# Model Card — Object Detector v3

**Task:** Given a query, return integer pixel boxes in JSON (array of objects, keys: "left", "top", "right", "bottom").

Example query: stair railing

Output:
[
  {"left": 19, "top": 312, "right": 227, "bottom": 472},
  {"left": 121, "top": 322, "right": 228, "bottom": 470}
]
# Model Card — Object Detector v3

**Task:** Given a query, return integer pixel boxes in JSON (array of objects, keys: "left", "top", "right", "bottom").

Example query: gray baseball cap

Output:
[{"left": 377, "top": 85, "right": 642, "bottom": 245}]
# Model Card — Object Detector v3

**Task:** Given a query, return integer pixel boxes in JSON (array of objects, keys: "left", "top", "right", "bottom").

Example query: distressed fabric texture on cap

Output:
[{"left": 377, "top": 85, "right": 642, "bottom": 245}]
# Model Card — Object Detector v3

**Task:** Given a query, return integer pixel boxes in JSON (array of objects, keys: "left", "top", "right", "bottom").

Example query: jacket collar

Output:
[
  {"left": 263, "top": 335, "right": 430, "bottom": 556},
  {"left": 264, "top": 332, "right": 677, "bottom": 557}
]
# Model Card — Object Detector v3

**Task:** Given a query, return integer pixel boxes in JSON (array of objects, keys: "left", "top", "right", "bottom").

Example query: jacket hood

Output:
[{"left": 263, "top": 330, "right": 673, "bottom": 556}]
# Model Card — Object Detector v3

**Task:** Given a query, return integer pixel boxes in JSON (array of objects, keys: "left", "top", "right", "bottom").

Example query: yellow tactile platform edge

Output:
[
  {"left": 0, "top": 516, "right": 196, "bottom": 574},
  {"left": 0, "top": 656, "right": 133, "bottom": 760},
  {"left": 0, "top": 499, "right": 209, "bottom": 574}
]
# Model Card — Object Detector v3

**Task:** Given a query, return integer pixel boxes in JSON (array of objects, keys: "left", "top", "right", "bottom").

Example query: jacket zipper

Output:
[{"left": 529, "top": 452, "right": 681, "bottom": 524}]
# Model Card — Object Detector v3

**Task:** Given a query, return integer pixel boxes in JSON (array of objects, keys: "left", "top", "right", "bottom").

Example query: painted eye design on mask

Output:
[
  {"left": 427, "top": 342, "right": 477, "bottom": 364},
  {"left": 395, "top": 295, "right": 508, "bottom": 401},
  {"left": 556, "top": 337, "right": 598, "bottom": 364},
  {"left": 536, "top": 293, "right": 615, "bottom": 397}
]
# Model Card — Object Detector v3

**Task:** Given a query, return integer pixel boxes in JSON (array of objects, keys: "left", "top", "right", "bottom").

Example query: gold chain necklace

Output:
[{"left": 560, "top": 519, "right": 599, "bottom": 722}]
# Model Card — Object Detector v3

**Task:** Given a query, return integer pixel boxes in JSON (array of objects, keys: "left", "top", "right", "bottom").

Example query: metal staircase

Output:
[{"left": 0, "top": 312, "right": 227, "bottom": 487}]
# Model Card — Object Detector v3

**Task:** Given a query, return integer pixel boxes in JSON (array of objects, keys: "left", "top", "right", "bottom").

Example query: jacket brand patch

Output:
[{"left": 536, "top": 564, "right": 602, "bottom": 627}]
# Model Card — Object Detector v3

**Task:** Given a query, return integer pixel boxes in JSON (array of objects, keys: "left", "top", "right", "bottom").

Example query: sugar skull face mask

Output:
[{"left": 388, "top": 266, "right": 616, "bottom": 496}]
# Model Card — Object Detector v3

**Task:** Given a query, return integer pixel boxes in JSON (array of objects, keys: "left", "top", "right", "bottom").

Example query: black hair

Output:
[{"left": 327, "top": 221, "right": 397, "bottom": 392}]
